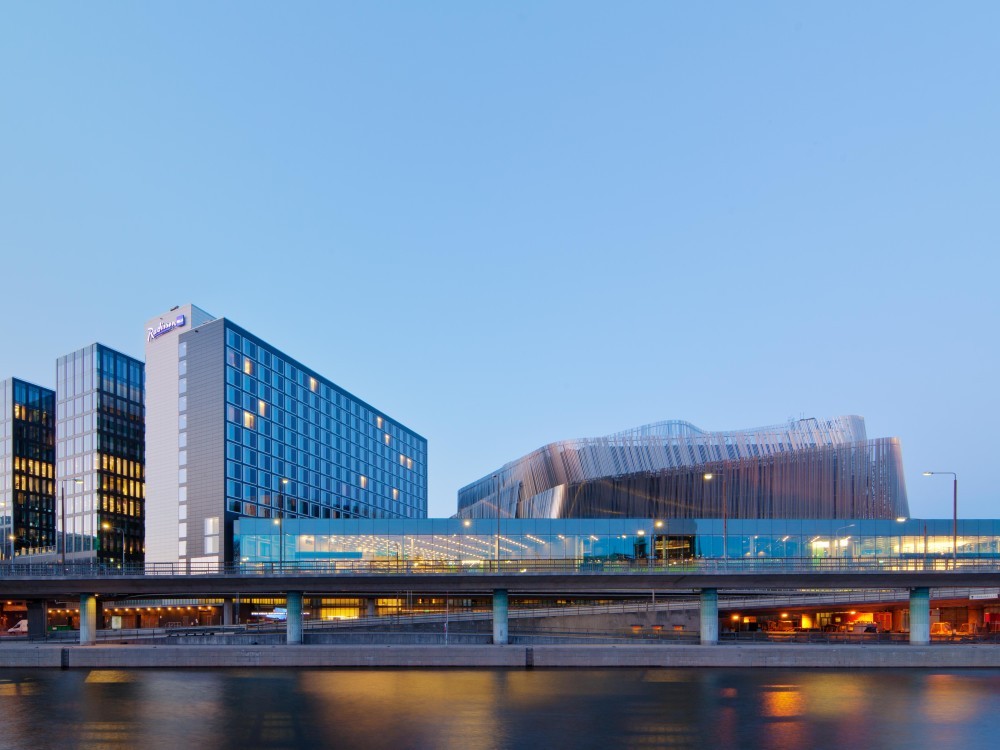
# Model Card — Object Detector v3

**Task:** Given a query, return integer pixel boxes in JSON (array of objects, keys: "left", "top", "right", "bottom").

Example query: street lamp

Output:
[
  {"left": 277, "top": 478, "right": 290, "bottom": 569},
  {"left": 59, "top": 478, "right": 84, "bottom": 565},
  {"left": 0, "top": 501, "right": 8, "bottom": 562},
  {"left": 493, "top": 474, "right": 501, "bottom": 568},
  {"left": 101, "top": 522, "right": 125, "bottom": 569},
  {"left": 703, "top": 469, "right": 728, "bottom": 559},
  {"left": 835, "top": 524, "right": 855, "bottom": 557},
  {"left": 923, "top": 471, "right": 958, "bottom": 565},
  {"left": 653, "top": 519, "right": 664, "bottom": 566}
]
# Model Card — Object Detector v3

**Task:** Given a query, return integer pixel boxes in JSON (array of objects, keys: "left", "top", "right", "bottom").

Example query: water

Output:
[{"left": 0, "top": 667, "right": 998, "bottom": 749}]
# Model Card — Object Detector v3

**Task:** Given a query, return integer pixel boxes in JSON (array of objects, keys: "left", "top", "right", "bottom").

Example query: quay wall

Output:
[{"left": 3, "top": 644, "right": 1000, "bottom": 669}]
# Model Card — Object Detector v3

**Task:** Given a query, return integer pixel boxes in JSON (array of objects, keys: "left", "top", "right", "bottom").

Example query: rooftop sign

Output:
[{"left": 147, "top": 314, "right": 186, "bottom": 342}]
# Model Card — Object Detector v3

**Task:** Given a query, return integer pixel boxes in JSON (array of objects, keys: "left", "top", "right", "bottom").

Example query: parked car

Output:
[
  {"left": 7, "top": 619, "right": 28, "bottom": 635},
  {"left": 930, "top": 622, "right": 954, "bottom": 637}
]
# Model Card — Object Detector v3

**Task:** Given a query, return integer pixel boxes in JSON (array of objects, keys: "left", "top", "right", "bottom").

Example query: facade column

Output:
[
  {"left": 700, "top": 588, "right": 719, "bottom": 645},
  {"left": 222, "top": 598, "right": 234, "bottom": 626},
  {"left": 286, "top": 591, "right": 304, "bottom": 645},
  {"left": 909, "top": 587, "right": 930, "bottom": 645},
  {"left": 365, "top": 598, "right": 377, "bottom": 619},
  {"left": 80, "top": 594, "right": 97, "bottom": 645},
  {"left": 493, "top": 589, "right": 508, "bottom": 645}
]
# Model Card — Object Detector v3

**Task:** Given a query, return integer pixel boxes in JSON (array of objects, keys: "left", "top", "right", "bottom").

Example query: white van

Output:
[{"left": 7, "top": 619, "right": 28, "bottom": 635}]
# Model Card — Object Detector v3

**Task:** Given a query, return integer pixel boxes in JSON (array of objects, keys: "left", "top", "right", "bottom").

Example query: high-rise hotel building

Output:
[
  {"left": 0, "top": 379, "right": 55, "bottom": 560},
  {"left": 55, "top": 344, "right": 145, "bottom": 565},
  {"left": 145, "top": 305, "right": 428, "bottom": 566}
]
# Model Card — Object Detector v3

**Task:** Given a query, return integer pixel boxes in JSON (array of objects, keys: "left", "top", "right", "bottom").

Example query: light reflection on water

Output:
[{"left": 0, "top": 668, "right": 997, "bottom": 749}]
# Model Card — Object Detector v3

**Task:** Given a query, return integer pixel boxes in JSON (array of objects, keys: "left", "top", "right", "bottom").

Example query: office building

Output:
[
  {"left": 456, "top": 416, "right": 909, "bottom": 521},
  {"left": 55, "top": 344, "right": 145, "bottom": 565},
  {"left": 0, "top": 378, "right": 55, "bottom": 559},
  {"left": 144, "top": 304, "right": 428, "bottom": 566}
]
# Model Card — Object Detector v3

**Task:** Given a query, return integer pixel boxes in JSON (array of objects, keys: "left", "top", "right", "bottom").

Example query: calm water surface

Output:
[{"left": 0, "top": 667, "right": 997, "bottom": 749}]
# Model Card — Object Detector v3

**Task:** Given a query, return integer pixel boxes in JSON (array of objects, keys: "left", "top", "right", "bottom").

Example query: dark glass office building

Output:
[
  {"left": 55, "top": 344, "right": 145, "bottom": 565},
  {"left": 0, "top": 378, "right": 56, "bottom": 559}
]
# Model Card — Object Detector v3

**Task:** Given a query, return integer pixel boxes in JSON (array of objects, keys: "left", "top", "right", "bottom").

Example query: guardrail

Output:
[{"left": 2, "top": 557, "right": 1000, "bottom": 579}]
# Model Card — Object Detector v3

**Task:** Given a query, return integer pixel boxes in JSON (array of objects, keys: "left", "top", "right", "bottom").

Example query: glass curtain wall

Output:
[
  {"left": 0, "top": 379, "right": 55, "bottom": 558},
  {"left": 222, "top": 324, "right": 428, "bottom": 527},
  {"left": 56, "top": 345, "right": 145, "bottom": 564},
  {"left": 235, "top": 518, "right": 1000, "bottom": 566}
]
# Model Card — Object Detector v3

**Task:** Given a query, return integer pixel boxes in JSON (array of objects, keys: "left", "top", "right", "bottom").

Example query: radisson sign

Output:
[{"left": 147, "top": 314, "right": 186, "bottom": 342}]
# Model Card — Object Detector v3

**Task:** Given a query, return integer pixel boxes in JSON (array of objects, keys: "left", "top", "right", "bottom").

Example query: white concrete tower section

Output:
[{"left": 143, "top": 304, "right": 215, "bottom": 564}]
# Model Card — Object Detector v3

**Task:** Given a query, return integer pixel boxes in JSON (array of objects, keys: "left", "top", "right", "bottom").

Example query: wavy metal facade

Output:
[{"left": 456, "top": 416, "right": 909, "bottom": 521}]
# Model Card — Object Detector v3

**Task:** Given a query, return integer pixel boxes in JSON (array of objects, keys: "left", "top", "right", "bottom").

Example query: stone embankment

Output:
[{"left": 2, "top": 643, "right": 1000, "bottom": 669}]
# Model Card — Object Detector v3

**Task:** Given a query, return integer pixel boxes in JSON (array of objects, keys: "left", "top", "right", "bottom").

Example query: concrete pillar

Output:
[
  {"left": 365, "top": 598, "right": 377, "bottom": 618},
  {"left": 493, "top": 589, "right": 508, "bottom": 645},
  {"left": 222, "top": 598, "right": 234, "bottom": 626},
  {"left": 286, "top": 591, "right": 303, "bottom": 645},
  {"left": 700, "top": 588, "right": 719, "bottom": 645},
  {"left": 80, "top": 594, "right": 97, "bottom": 645},
  {"left": 26, "top": 600, "right": 47, "bottom": 641},
  {"left": 910, "top": 587, "right": 930, "bottom": 645}
]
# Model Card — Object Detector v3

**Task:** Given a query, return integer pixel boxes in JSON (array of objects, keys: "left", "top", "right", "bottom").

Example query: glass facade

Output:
[
  {"left": 220, "top": 323, "right": 427, "bottom": 526},
  {"left": 234, "top": 517, "right": 1000, "bottom": 566},
  {"left": 0, "top": 379, "right": 56, "bottom": 559},
  {"left": 56, "top": 344, "right": 145, "bottom": 564}
]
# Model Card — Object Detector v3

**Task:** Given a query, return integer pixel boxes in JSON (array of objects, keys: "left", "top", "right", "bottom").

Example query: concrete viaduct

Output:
[{"left": 3, "top": 566, "right": 999, "bottom": 647}]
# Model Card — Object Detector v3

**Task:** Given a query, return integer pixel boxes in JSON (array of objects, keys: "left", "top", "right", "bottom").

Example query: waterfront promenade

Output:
[{"left": 3, "top": 642, "right": 1000, "bottom": 669}]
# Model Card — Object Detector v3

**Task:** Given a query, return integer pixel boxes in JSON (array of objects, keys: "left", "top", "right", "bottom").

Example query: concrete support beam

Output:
[
  {"left": 26, "top": 600, "right": 47, "bottom": 641},
  {"left": 910, "top": 587, "right": 930, "bottom": 645},
  {"left": 80, "top": 594, "right": 97, "bottom": 645},
  {"left": 700, "top": 588, "right": 719, "bottom": 645},
  {"left": 286, "top": 591, "right": 304, "bottom": 645},
  {"left": 222, "top": 598, "right": 234, "bottom": 626},
  {"left": 365, "top": 598, "right": 377, "bottom": 618},
  {"left": 493, "top": 589, "right": 508, "bottom": 645}
]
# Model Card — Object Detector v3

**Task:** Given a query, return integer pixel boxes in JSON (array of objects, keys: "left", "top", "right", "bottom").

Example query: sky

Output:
[{"left": 1, "top": 3, "right": 997, "bottom": 519}]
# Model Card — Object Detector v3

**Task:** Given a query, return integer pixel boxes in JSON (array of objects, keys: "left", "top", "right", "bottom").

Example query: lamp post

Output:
[
  {"left": 835, "top": 523, "right": 855, "bottom": 560},
  {"left": 101, "top": 522, "right": 125, "bottom": 569},
  {"left": 493, "top": 474, "right": 500, "bottom": 569},
  {"left": 923, "top": 471, "right": 958, "bottom": 566},
  {"left": 273, "top": 516, "right": 283, "bottom": 568},
  {"left": 277, "top": 478, "right": 290, "bottom": 570},
  {"left": 653, "top": 519, "right": 664, "bottom": 566},
  {"left": 703, "top": 468, "right": 728, "bottom": 559},
  {"left": 59, "top": 478, "right": 84, "bottom": 566},
  {"left": 0, "top": 501, "right": 7, "bottom": 562}
]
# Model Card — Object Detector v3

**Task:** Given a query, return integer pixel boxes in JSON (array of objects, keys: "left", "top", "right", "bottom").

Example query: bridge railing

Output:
[{"left": 2, "top": 556, "right": 1000, "bottom": 578}]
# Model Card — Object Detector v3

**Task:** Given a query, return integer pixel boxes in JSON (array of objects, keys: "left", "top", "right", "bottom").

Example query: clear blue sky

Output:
[{"left": 2, "top": 3, "right": 997, "bottom": 519}]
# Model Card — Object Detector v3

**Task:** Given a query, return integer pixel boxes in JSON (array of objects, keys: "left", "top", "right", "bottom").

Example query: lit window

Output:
[
  {"left": 243, "top": 357, "right": 253, "bottom": 376},
  {"left": 359, "top": 475, "right": 367, "bottom": 489},
  {"left": 392, "top": 488, "right": 399, "bottom": 500},
  {"left": 258, "top": 400, "right": 267, "bottom": 417},
  {"left": 384, "top": 433, "right": 391, "bottom": 445},
  {"left": 244, "top": 411, "right": 256, "bottom": 430},
  {"left": 376, "top": 416, "right": 383, "bottom": 429},
  {"left": 309, "top": 377, "right": 318, "bottom": 392},
  {"left": 406, "top": 457, "right": 413, "bottom": 470},
  {"left": 399, "top": 454, "right": 406, "bottom": 465}
]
